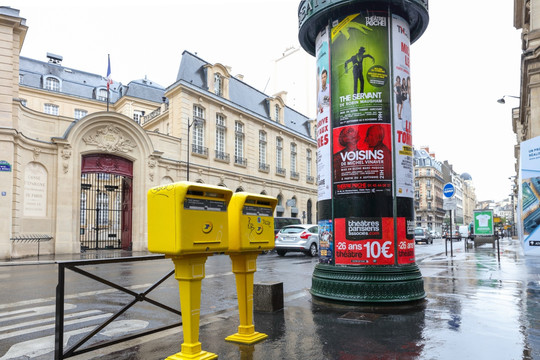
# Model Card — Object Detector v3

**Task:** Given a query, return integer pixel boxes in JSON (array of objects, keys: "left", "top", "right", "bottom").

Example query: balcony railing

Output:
[
  {"left": 276, "top": 167, "right": 286, "bottom": 176},
  {"left": 259, "top": 162, "right": 270, "bottom": 172},
  {"left": 306, "top": 175, "right": 314, "bottom": 183},
  {"left": 143, "top": 103, "right": 169, "bottom": 124},
  {"left": 234, "top": 156, "right": 247, "bottom": 166},
  {"left": 192, "top": 144, "right": 208, "bottom": 156},
  {"left": 291, "top": 171, "right": 299, "bottom": 180},
  {"left": 215, "top": 150, "right": 230, "bottom": 162}
]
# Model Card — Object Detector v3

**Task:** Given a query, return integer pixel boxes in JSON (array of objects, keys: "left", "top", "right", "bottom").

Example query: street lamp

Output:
[{"left": 497, "top": 95, "right": 520, "bottom": 104}]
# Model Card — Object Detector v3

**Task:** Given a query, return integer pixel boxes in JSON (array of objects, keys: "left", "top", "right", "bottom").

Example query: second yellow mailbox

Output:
[
  {"left": 147, "top": 182, "right": 233, "bottom": 256},
  {"left": 228, "top": 193, "right": 277, "bottom": 252}
]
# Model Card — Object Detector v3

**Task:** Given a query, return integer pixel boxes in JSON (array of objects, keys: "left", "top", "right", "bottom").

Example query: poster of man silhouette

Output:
[{"left": 330, "top": 12, "right": 390, "bottom": 127}]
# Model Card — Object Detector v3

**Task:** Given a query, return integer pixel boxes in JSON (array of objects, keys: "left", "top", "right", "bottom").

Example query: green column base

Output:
[{"left": 311, "top": 263, "right": 425, "bottom": 304}]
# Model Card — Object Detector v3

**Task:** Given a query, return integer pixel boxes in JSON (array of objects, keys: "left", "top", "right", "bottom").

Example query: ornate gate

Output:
[{"left": 80, "top": 154, "right": 133, "bottom": 250}]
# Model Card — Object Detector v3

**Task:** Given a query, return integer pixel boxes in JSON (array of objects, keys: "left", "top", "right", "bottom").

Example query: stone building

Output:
[
  {"left": 413, "top": 148, "right": 445, "bottom": 233},
  {"left": 0, "top": 7, "right": 317, "bottom": 259}
]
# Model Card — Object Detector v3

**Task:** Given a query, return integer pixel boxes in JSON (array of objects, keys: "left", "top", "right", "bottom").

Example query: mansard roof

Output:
[
  {"left": 174, "top": 50, "right": 314, "bottom": 140},
  {"left": 19, "top": 57, "right": 166, "bottom": 104}
]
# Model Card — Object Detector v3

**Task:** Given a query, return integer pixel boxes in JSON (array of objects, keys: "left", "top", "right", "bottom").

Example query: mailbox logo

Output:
[
  {"left": 202, "top": 222, "right": 213, "bottom": 234},
  {"left": 256, "top": 225, "right": 263, "bottom": 235}
]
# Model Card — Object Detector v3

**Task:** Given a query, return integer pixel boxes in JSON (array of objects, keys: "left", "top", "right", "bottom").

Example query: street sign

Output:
[
  {"left": 443, "top": 183, "right": 455, "bottom": 198},
  {"left": 443, "top": 197, "right": 457, "bottom": 210}
]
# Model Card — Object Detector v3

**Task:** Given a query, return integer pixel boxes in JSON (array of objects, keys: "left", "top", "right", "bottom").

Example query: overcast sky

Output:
[{"left": 8, "top": 0, "right": 521, "bottom": 202}]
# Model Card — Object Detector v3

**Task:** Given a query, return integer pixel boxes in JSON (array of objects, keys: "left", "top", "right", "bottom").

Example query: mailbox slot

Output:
[{"left": 228, "top": 193, "right": 277, "bottom": 252}]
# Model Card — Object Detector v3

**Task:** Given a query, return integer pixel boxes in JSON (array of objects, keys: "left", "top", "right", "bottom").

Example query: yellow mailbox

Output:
[
  {"left": 226, "top": 192, "right": 277, "bottom": 345},
  {"left": 228, "top": 193, "right": 278, "bottom": 252},
  {"left": 147, "top": 182, "right": 232, "bottom": 256}
]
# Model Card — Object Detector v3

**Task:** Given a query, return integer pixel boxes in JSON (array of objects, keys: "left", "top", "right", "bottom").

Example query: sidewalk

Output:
[
  {"left": 74, "top": 238, "right": 540, "bottom": 360},
  {"left": 4, "top": 238, "right": 540, "bottom": 360}
]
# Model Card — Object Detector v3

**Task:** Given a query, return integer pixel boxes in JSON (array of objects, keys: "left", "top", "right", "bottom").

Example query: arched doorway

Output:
[{"left": 80, "top": 154, "right": 133, "bottom": 250}]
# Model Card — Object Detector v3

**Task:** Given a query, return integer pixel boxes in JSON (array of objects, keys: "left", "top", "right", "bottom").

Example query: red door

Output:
[
  {"left": 121, "top": 177, "right": 133, "bottom": 250},
  {"left": 80, "top": 154, "right": 133, "bottom": 250}
]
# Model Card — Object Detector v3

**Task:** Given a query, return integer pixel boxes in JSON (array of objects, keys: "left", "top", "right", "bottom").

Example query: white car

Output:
[{"left": 275, "top": 224, "right": 319, "bottom": 257}]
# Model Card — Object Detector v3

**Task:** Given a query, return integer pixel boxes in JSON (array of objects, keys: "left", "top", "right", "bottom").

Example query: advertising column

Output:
[{"left": 299, "top": 0, "right": 429, "bottom": 303}]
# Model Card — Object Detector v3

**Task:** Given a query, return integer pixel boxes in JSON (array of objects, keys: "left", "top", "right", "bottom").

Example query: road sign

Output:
[
  {"left": 443, "top": 197, "right": 457, "bottom": 210},
  {"left": 443, "top": 183, "right": 455, "bottom": 198}
]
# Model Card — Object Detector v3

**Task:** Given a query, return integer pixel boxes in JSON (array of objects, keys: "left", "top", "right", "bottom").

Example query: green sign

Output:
[{"left": 473, "top": 210, "right": 494, "bottom": 236}]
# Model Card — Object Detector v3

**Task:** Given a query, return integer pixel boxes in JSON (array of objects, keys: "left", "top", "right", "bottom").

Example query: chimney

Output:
[{"left": 47, "top": 52, "right": 63, "bottom": 65}]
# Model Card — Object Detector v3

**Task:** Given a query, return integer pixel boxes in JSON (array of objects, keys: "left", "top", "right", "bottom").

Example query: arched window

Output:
[
  {"left": 44, "top": 76, "right": 60, "bottom": 91},
  {"left": 214, "top": 73, "right": 223, "bottom": 96}
]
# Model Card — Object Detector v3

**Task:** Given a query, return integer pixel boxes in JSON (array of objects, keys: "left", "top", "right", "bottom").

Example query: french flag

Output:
[{"left": 106, "top": 54, "right": 112, "bottom": 90}]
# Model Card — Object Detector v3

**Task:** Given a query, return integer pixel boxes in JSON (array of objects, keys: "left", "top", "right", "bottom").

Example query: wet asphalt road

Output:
[{"left": 1, "top": 237, "right": 539, "bottom": 359}]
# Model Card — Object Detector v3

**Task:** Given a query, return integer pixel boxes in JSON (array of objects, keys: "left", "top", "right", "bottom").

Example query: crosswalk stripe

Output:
[
  {"left": 0, "top": 283, "right": 154, "bottom": 310},
  {"left": 0, "top": 304, "right": 76, "bottom": 322},
  {"left": 0, "top": 309, "right": 103, "bottom": 333},
  {"left": 0, "top": 312, "right": 112, "bottom": 341}
]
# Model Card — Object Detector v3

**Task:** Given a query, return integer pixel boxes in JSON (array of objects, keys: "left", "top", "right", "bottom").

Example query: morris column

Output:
[{"left": 299, "top": 0, "right": 429, "bottom": 303}]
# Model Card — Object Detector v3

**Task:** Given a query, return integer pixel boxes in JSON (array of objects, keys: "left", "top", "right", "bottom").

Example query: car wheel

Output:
[
  {"left": 277, "top": 250, "right": 287, "bottom": 256},
  {"left": 307, "top": 243, "right": 318, "bottom": 257}
]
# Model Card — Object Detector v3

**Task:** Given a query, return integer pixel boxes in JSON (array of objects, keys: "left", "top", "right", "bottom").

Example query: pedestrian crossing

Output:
[{"left": 0, "top": 302, "right": 149, "bottom": 359}]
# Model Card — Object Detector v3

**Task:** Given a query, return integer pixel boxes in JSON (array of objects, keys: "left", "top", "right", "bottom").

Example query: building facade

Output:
[
  {"left": 414, "top": 148, "right": 445, "bottom": 233},
  {"left": 0, "top": 8, "right": 317, "bottom": 259},
  {"left": 414, "top": 148, "right": 476, "bottom": 233}
]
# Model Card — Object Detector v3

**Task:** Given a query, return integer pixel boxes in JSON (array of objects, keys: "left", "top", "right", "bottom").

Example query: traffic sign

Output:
[
  {"left": 443, "top": 197, "right": 457, "bottom": 210},
  {"left": 443, "top": 183, "right": 455, "bottom": 198}
]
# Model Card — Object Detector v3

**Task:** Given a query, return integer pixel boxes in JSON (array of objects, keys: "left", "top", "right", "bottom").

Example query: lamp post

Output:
[{"left": 497, "top": 95, "right": 520, "bottom": 104}]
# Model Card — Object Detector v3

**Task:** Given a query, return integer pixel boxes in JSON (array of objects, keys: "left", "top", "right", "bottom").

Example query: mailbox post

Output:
[
  {"left": 148, "top": 182, "right": 233, "bottom": 360},
  {"left": 225, "top": 193, "right": 277, "bottom": 344}
]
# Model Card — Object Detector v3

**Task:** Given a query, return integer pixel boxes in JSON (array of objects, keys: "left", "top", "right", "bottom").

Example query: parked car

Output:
[
  {"left": 430, "top": 230, "right": 441, "bottom": 239},
  {"left": 275, "top": 224, "right": 319, "bottom": 257},
  {"left": 274, "top": 217, "right": 302, "bottom": 235},
  {"left": 414, "top": 227, "right": 433, "bottom": 244}
]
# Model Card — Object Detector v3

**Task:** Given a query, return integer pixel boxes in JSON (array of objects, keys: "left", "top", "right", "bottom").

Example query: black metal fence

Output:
[
  {"left": 54, "top": 255, "right": 181, "bottom": 359},
  {"left": 80, "top": 173, "right": 124, "bottom": 250}
]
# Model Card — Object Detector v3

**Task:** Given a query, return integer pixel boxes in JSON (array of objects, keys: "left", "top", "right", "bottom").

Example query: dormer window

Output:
[
  {"left": 267, "top": 95, "right": 285, "bottom": 124},
  {"left": 214, "top": 74, "right": 223, "bottom": 96},
  {"left": 44, "top": 76, "right": 60, "bottom": 91},
  {"left": 97, "top": 88, "right": 108, "bottom": 101},
  {"left": 204, "top": 63, "right": 230, "bottom": 99}
]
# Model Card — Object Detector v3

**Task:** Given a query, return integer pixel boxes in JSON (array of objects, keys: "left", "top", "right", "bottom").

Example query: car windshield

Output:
[
  {"left": 414, "top": 229, "right": 424, "bottom": 235},
  {"left": 280, "top": 226, "right": 305, "bottom": 234}
]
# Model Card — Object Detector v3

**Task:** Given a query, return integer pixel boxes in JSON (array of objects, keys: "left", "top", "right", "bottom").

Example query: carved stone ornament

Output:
[
  {"left": 61, "top": 145, "right": 72, "bottom": 160},
  {"left": 83, "top": 125, "right": 136, "bottom": 153},
  {"left": 32, "top": 147, "right": 41, "bottom": 161}
]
